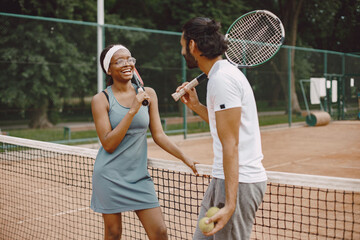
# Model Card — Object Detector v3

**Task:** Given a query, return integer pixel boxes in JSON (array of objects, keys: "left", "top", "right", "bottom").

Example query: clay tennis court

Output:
[
  {"left": 148, "top": 120, "right": 360, "bottom": 179},
  {"left": 1, "top": 120, "right": 359, "bottom": 239}
]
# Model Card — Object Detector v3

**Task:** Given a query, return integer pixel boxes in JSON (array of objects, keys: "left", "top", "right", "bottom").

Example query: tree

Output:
[
  {"left": 0, "top": 0, "right": 97, "bottom": 128},
  {"left": 103, "top": 0, "right": 250, "bottom": 115},
  {"left": 0, "top": 20, "right": 96, "bottom": 128},
  {"left": 2, "top": 0, "right": 358, "bottom": 125},
  {"left": 299, "top": 0, "right": 360, "bottom": 53},
  {"left": 278, "top": 0, "right": 304, "bottom": 113},
  {"left": 243, "top": 0, "right": 359, "bottom": 113},
  {"left": 105, "top": 0, "right": 249, "bottom": 32}
]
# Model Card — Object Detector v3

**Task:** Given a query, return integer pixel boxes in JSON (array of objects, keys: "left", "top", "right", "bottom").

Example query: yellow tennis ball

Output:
[
  {"left": 206, "top": 206, "right": 220, "bottom": 218},
  {"left": 199, "top": 217, "right": 214, "bottom": 233}
]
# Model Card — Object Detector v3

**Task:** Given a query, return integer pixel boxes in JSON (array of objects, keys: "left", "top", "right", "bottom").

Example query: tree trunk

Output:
[
  {"left": 275, "top": 0, "right": 304, "bottom": 113},
  {"left": 29, "top": 100, "right": 53, "bottom": 129},
  {"left": 290, "top": 50, "right": 302, "bottom": 113}
]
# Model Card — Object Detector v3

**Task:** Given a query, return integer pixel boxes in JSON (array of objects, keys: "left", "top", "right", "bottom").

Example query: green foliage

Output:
[
  {"left": 1, "top": 0, "right": 359, "bottom": 128},
  {"left": 104, "top": 0, "right": 249, "bottom": 32},
  {"left": 1, "top": 0, "right": 98, "bottom": 127},
  {"left": 294, "top": 49, "right": 317, "bottom": 79},
  {"left": 0, "top": 19, "right": 96, "bottom": 111},
  {"left": 300, "top": 0, "right": 360, "bottom": 52},
  {"left": 16, "top": 0, "right": 97, "bottom": 21}
]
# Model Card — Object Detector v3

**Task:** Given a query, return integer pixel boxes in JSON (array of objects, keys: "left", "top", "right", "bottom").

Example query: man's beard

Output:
[{"left": 183, "top": 47, "right": 198, "bottom": 69}]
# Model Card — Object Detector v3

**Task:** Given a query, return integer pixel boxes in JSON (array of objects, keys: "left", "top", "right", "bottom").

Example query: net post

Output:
[
  {"left": 97, "top": 0, "right": 105, "bottom": 93},
  {"left": 181, "top": 57, "right": 187, "bottom": 139},
  {"left": 288, "top": 48, "right": 292, "bottom": 126}
]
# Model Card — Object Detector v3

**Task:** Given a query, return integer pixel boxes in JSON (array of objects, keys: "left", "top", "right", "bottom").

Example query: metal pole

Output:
[
  {"left": 341, "top": 54, "right": 345, "bottom": 119},
  {"left": 288, "top": 48, "right": 292, "bottom": 127},
  {"left": 323, "top": 52, "right": 327, "bottom": 76},
  {"left": 97, "top": 0, "right": 104, "bottom": 93},
  {"left": 323, "top": 54, "right": 328, "bottom": 112},
  {"left": 181, "top": 57, "right": 187, "bottom": 139}
]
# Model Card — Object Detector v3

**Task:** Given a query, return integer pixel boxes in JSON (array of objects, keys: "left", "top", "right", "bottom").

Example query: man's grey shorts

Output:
[{"left": 193, "top": 178, "right": 267, "bottom": 240}]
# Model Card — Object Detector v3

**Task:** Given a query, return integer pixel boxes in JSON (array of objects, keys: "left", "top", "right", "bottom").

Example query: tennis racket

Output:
[
  {"left": 172, "top": 10, "right": 285, "bottom": 101},
  {"left": 133, "top": 67, "right": 149, "bottom": 106}
]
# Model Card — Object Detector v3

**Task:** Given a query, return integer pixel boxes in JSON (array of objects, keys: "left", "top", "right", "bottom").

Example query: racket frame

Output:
[
  {"left": 172, "top": 10, "right": 285, "bottom": 101},
  {"left": 225, "top": 10, "right": 285, "bottom": 68},
  {"left": 224, "top": 10, "right": 285, "bottom": 68}
]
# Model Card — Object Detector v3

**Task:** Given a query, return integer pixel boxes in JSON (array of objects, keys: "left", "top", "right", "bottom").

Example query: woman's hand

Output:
[
  {"left": 129, "top": 89, "right": 150, "bottom": 115},
  {"left": 182, "top": 157, "right": 199, "bottom": 176}
]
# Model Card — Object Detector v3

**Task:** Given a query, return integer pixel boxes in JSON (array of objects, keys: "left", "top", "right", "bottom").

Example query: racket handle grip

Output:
[
  {"left": 171, "top": 73, "right": 208, "bottom": 101},
  {"left": 142, "top": 100, "right": 149, "bottom": 106},
  {"left": 137, "top": 87, "right": 149, "bottom": 106}
]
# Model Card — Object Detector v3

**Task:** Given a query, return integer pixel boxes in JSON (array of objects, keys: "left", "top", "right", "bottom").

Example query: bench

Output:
[
  {"left": 63, "top": 124, "right": 96, "bottom": 141},
  {"left": 0, "top": 129, "right": 9, "bottom": 136}
]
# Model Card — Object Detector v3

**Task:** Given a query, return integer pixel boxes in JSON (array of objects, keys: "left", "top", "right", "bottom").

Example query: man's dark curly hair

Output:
[{"left": 182, "top": 17, "right": 228, "bottom": 59}]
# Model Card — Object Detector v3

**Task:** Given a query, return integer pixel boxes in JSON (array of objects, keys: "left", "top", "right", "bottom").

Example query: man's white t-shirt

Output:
[{"left": 207, "top": 60, "right": 267, "bottom": 183}]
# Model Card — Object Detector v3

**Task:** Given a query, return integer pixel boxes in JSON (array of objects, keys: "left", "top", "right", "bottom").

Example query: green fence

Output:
[{"left": 1, "top": 12, "right": 359, "bottom": 137}]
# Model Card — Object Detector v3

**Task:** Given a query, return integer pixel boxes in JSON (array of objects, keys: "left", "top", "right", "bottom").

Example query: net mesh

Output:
[
  {"left": 225, "top": 11, "right": 284, "bottom": 67},
  {"left": 1, "top": 135, "right": 359, "bottom": 240},
  {"left": 254, "top": 180, "right": 360, "bottom": 239}
]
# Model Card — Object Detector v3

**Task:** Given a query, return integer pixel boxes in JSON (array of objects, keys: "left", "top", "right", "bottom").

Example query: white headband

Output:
[{"left": 103, "top": 45, "right": 128, "bottom": 73}]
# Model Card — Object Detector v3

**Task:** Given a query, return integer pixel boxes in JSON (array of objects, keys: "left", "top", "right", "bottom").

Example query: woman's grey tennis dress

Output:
[{"left": 91, "top": 85, "right": 159, "bottom": 214}]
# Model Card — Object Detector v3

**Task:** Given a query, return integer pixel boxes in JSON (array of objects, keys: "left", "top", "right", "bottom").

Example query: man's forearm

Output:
[
  {"left": 192, "top": 103, "right": 209, "bottom": 123},
  {"left": 222, "top": 145, "right": 239, "bottom": 210}
]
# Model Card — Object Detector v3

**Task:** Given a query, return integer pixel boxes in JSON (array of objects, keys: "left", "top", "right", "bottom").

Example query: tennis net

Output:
[{"left": 0, "top": 135, "right": 359, "bottom": 240}]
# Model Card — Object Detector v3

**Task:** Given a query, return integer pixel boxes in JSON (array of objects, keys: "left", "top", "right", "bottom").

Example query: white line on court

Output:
[{"left": 17, "top": 207, "right": 89, "bottom": 224}]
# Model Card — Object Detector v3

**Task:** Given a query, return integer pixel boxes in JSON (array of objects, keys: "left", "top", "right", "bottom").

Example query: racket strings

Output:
[{"left": 226, "top": 12, "right": 283, "bottom": 66}]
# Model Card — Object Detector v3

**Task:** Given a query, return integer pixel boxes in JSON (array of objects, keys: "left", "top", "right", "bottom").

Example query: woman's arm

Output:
[
  {"left": 146, "top": 87, "right": 198, "bottom": 175},
  {"left": 91, "top": 89, "right": 144, "bottom": 153}
]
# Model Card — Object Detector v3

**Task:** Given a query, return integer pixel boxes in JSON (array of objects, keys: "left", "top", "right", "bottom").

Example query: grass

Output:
[
  {"left": 3, "top": 114, "right": 306, "bottom": 144},
  {"left": 259, "top": 114, "right": 305, "bottom": 126},
  {"left": 7, "top": 128, "right": 98, "bottom": 142}
]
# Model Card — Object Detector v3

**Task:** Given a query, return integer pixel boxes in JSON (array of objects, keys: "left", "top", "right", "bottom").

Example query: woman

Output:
[{"left": 90, "top": 44, "right": 198, "bottom": 240}]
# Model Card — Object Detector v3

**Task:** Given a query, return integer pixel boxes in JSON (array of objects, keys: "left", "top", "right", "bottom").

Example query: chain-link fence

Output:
[{"left": 1, "top": 13, "right": 359, "bottom": 133}]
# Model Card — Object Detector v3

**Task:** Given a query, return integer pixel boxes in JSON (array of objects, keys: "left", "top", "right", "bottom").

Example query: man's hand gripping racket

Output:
[{"left": 172, "top": 10, "right": 285, "bottom": 101}]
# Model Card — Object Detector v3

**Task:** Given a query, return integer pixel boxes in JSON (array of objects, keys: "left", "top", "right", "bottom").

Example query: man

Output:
[{"left": 177, "top": 17, "right": 267, "bottom": 239}]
